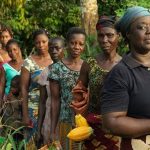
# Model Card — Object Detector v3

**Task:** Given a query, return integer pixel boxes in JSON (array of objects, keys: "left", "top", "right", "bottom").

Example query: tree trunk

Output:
[{"left": 80, "top": 0, "right": 98, "bottom": 36}]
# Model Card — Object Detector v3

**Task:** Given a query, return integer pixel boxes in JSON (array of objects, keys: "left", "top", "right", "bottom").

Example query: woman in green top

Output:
[{"left": 48, "top": 27, "right": 86, "bottom": 150}]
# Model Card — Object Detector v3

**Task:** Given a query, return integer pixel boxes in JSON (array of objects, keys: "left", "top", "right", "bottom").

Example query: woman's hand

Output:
[{"left": 70, "top": 92, "right": 89, "bottom": 116}]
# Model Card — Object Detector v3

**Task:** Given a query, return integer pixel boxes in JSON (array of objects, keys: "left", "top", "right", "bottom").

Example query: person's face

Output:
[
  {"left": 127, "top": 16, "right": 150, "bottom": 54},
  {"left": 97, "top": 27, "right": 119, "bottom": 54},
  {"left": 49, "top": 40, "right": 64, "bottom": 62},
  {"left": 34, "top": 34, "right": 49, "bottom": 53},
  {"left": 0, "top": 31, "right": 12, "bottom": 46},
  {"left": 7, "top": 43, "right": 21, "bottom": 60},
  {"left": 67, "top": 34, "right": 85, "bottom": 58}
]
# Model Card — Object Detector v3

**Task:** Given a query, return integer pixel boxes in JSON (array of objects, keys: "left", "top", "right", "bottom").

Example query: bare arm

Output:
[
  {"left": 70, "top": 62, "right": 90, "bottom": 116},
  {"left": 0, "top": 68, "right": 6, "bottom": 108},
  {"left": 78, "top": 61, "right": 90, "bottom": 88},
  {"left": 20, "top": 67, "right": 30, "bottom": 125},
  {"left": 49, "top": 79, "right": 60, "bottom": 140},
  {"left": 0, "top": 55, "right": 4, "bottom": 63},
  {"left": 102, "top": 111, "right": 150, "bottom": 138},
  {"left": 37, "top": 85, "right": 47, "bottom": 135}
]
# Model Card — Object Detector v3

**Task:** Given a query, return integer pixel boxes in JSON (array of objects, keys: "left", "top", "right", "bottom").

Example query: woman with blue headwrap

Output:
[{"left": 101, "top": 6, "right": 150, "bottom": 150}]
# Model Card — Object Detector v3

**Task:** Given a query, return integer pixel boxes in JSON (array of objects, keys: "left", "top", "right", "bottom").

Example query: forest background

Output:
[
  {"left": 0, "top": 1, "right": 150, "bottom": 149},
  {"left": 0, "top": 0, "right": 150, "bottom": 58}
]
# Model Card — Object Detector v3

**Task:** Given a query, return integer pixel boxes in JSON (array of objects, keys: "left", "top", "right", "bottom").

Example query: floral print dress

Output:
[
  {"left": 87, "top": 57, "right": 108, "bottom": 114},
  {"left": 22, "top": 56, "right": 45, "bottom": 141},
  {"left": 48, "top": 61, "right": 79, "bottom": 123},
  {"left": 83, "top": 57, "right": 121, "bottom": 150},
  {"left": 38, "top": 66, "right": 52, "bottom": 144},
  {"left": 48, "top": 61, "right": 81, "bottom": 150}
]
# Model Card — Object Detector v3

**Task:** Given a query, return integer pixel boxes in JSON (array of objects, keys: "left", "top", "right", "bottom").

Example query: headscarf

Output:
[
  {"left": 96, "top": 16, "right": 116, "bottom": 30},
  {"left": 116, "top": 6, "right": 150, "bottom": 37}
]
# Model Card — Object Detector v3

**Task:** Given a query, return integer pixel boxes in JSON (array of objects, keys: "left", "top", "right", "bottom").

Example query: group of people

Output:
[{"left": 0, "top": 5, "right": 150, "bottom": 150}]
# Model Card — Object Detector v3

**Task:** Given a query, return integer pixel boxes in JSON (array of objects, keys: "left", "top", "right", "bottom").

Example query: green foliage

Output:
[
  {"left": 0, "top": 0, "right": 82, "bottom": 55},
  {"left": 64, "top": 5, "right": 81, "bottom": 26},
  {"left": 81, "top": 35, "right": 99, "bottom": 60},
  {"left": 0, "top": 101, "right": 26, "bottom": 150},
  {"left": 1, "top": 0, "right": 150, "bottom": 57},
  {"left": 98, "top": 0, "right": 150, "bottom": 17},
  {"left": 0, "top": 123, "right": 26, "bottom": 150}
]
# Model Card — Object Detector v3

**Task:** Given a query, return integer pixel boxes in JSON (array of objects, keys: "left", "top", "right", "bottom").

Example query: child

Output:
[
  {"left": 2, "top": 75, "right": 22, "bottom": 127},
  {"left": 0, "top": 39, "right": 23, "bottom": 107},
  {"left": 48, "top": 27, "right": 86, "bottom": 150},
  {"left": 0, "top": 25, "right": 13, "bottom": 68},
  {"left": 1, "top": 75, "right": 25, "bottom": 147},
  {"left": 37, "top": 37, "right": 65, "bottom": 147}
]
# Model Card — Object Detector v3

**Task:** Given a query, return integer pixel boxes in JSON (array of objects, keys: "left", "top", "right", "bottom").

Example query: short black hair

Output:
[
  {"left": 66, "top": 27, "right": 86, "bottom": 41},
  {"left": 49, "top": 37, "right": 65, "bottom": 48},
  {"left": 6, "top": 39, "right": 21, "bottom": 50}
]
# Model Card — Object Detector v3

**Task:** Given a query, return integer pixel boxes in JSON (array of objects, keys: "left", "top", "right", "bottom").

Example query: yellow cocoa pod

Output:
[
  {"left": 67, "top": 126, "right": 93, "bottom": 141},
  {"left": 75, "top": 114, "right": 89, "bottom": 127}
]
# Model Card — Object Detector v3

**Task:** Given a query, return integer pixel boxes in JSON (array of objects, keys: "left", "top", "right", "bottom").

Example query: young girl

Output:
[
  {"left": 1, "top": 75, "right": 24, "bottom": 148},
  {"left": 0, "top": 26, "right": 13, "bottom": 68},
  {"left": 48, "top": 27, "right": 86, "bottom": 150},
  {"left": 37, "top": 37, "right": 65, "bottom": 146},
  {"left": 0, "top": 39, "right": 23, "bottom": 108},
  {"left": 3, "top": 75, "right": 22, "bottom": 127}
]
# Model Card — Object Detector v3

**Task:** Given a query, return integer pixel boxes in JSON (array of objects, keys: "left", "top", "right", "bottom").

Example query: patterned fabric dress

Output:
[
  {"left": 48, "top": 61, "right": 82, "bottom": 150},
  {"left": 22, "top": 56, "right": 45, "bottom": 142},
  {"left": 38, "top": 66, "right": 53, "bottom": 144},
  {"left": 82, "top": 57, "right": 121, "bottom": 150}
]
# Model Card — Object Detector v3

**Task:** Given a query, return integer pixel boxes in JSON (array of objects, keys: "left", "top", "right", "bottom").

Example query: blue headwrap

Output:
[{"left": 116, "top": 6, "right": 150, "bottom": 37}]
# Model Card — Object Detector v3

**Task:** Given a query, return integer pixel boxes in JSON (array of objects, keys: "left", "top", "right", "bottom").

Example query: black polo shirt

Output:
[{"left": 101, "top": 53, "right": 150, "bottom": 118}]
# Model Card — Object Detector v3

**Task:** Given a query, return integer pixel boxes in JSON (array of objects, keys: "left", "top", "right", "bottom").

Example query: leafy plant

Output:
[
  {"left": 0, "top": 100, "right": 26, "bottom": 150},
  {"left": 0, "top": 125, "right": 26, "bottom": 150}
]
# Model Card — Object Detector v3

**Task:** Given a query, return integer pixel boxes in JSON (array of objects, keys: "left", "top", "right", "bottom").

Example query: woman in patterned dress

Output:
[
  {"left": 20, "top": 29, "right": 52, "bottom": 148},
  {"left": 48, "top": 27, "right": 86, "bottom": 150},
  {"left": 37, "top": 37, "right": 65, "bottom": 145},
  {"left": 70, "top": 16, "right": 122, "bottom": 150}
]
